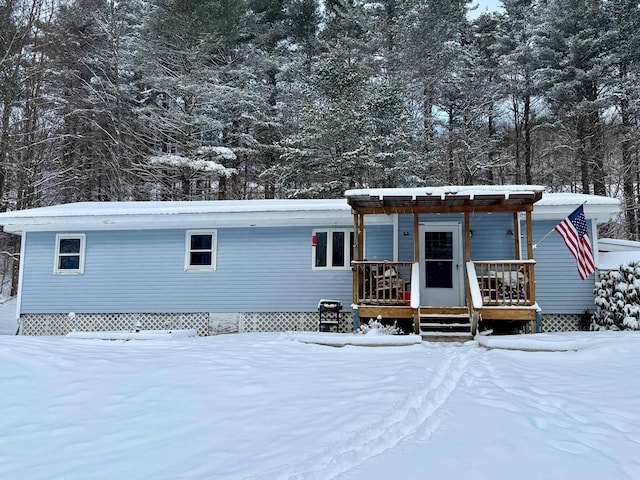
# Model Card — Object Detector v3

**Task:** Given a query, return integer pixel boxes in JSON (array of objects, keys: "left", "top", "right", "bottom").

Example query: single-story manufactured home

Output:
[{"left": 0, "top": 186, "right": 620, "bottom": 338}]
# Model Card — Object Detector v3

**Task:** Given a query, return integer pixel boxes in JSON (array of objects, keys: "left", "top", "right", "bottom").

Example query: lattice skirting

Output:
[
  {"left": 239, "top": 312, "right": 354, "bottom": 334},
  {"left": 542, "top": 313, "right": 581, "bottom": 332},
  {"left": 20, "top": 313, "right": 210, "bottom": 337},
  {"left": 19, "top": 311, "right": 355, "bottom": 336}
]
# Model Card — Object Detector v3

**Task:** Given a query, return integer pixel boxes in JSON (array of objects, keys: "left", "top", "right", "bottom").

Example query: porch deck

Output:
[
  {"left": 353, "top": 260, "right": 538, "bottom": 337},
  {"left": 347, "top": 187, "right": 544, "bottom": 338}
]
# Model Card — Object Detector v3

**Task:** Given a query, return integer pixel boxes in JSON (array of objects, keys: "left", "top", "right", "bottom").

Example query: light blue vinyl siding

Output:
[
  {"left": 20, "top": 225, "right": 392, "bottom": 314},
  {"left": 529, "top": 220, "right": 596, "bottom": 314},
  {"left": 397, "top": 213, "right": 517, "bottom": 262},
  {"left": 395, "top": 212, "right": 594, "bottom": 314},
  {"left": 364, "top": 224, "right": 393, "bottom": 261}
]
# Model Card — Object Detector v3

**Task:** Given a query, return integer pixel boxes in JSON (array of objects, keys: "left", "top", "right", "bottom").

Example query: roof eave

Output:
[{"left": 2, "top": 209, "right": 395, "bottom": 234}]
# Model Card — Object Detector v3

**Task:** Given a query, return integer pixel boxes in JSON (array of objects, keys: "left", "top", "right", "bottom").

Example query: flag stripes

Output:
[{"left": 554, "top": 205, "right": 595, "bottom": 280}]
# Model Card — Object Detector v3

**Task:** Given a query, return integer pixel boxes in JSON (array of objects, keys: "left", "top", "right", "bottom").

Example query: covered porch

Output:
[{"left": 346, "top": 186, "right": 545, "bottom": 339}]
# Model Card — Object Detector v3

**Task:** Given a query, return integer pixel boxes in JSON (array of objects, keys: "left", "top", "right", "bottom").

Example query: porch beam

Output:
[
  {"left": 352, "top": 204, "right": 535, "bottom": 215},
  {"left": 479, "top": 307, "right": 538, "bottom": 321},
  {"left": 358, "top": 306, "right": 414, "bottom": 319}
]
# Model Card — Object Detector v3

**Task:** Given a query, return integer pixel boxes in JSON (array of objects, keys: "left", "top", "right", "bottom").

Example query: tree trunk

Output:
[
  {"left": 523, "top": 94, "right": 532, "bottom": 184},
  {"left": 621, "top": 91, "right": 637, "bottom": 238},
  {"left": 589, "top": 108, "right": 606, "bottom": 196},
  {"left": 10, "top": 235, "right": 20, "bottom": 297},
  {"left": 487, "top": 103, "right": 495, "bottom": 184},
  {"left": 512, "top": 96, "right": 522, "bottom": 184},
  {"left": 577, "top": 117, "right": 590, "bottom": 194},
  {"left": 264, "top": 68, "right": 278, "bottom": 199},
  {"left": 447, "top": 106, "right": 455, "bottom": 183},
  {"left": 218, "top": 175, "right": 227, "bottom": 200}
]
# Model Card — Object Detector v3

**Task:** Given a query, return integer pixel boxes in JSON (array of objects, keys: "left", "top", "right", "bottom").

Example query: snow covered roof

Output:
[
  {"left": 345, "top": 185, "right": 547, "bottom": 198},
  {"left": 344, "top": 187, "right": 618, "bottom": 223},
  {"left": 345, "top": 185, "right": 545, "bottom": 213},
  {"left": 0, "top": 199, "right": 363, "bottom": 233},
  {"left": 0, "top": 188, "right": 621, "bottom": 234},
  {"left": 533, "top": 193, "right": 619, "bottom": 223},
  {"left": 598, "top": 252, "right": 640, "bottom": 271},
  {"left": 598, "top": 238, "right": 640, "bottom": 252},
  {"left": 597, "top": 238, "right": 640, "bottom": 270}
]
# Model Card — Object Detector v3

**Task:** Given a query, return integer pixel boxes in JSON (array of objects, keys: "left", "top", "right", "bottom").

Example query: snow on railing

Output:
[
  {"left": 466, "top": 262, "right": 483, "bottom": 311},
  {"left": 410, "top": 262, "right": 420, "bottom": 310}
]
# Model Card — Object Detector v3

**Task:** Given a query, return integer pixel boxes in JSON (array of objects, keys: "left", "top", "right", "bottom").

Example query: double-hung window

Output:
[
  {"left": 185, "top": 230, "right": 217, "bottom": 271},
  {"left": 313, "top": 229, "right": 354, "bottom": 269},
  {"left": 54, "top": 234, "right": 86, "bottom": 274}
]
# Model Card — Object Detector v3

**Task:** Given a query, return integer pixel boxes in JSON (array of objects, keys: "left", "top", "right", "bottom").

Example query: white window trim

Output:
[
  {"left": 312, "top": 228, "right": 354, "bottom": 270},
  {"left": 185, "top": 230, "right": 217, "bottom": 271},
  {"left": 54, "top": 233, "right": 86, "bottom": 275}
]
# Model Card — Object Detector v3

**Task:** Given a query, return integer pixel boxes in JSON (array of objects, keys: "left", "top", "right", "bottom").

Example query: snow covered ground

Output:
[
  {"left": 0, "top": 297, "right": 17, "bottom": 335},
  {"left": 1, "top": 307, "right": 640, "bottom": 479}
]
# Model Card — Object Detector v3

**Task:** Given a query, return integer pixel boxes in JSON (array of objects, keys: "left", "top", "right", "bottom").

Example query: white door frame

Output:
[{"left": 418, "top": 222, "right": 465, "bottom": 307}]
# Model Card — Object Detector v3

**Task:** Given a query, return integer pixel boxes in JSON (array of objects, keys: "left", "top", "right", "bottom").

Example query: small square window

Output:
[
  {"left": 54, "top": 234, "right": 86, "bottom": 274},
  {"left": 186, "top": 230, "right": 217, "bottom": 271}
]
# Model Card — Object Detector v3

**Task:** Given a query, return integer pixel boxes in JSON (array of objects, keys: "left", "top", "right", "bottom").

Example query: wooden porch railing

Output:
[
  {"left": 353, "top": 261, "right": 413, "bottom": 305},
  {"left": 473, "top": 260, "right": 536, "bottom": 307}
]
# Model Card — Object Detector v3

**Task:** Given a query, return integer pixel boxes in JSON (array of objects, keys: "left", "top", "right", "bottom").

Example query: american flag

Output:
[{"left": 554, "top": 205, "right": 595, "bottom": 280}]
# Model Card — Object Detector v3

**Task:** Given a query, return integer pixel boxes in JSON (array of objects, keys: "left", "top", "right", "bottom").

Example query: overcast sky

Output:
[{"left": 468, "top": 0, "right": 504, "bottom": 18}]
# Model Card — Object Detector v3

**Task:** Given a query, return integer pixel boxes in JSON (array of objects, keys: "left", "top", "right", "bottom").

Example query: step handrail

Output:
[
  {"left": 466, "top": 262, "right": 483, "bottom": 311},
  {"left": 466, "top": 262, "right": 482, "bottom": 336},
  {"left": 410, "top": 262, "right": 420, "bottom": 309}
]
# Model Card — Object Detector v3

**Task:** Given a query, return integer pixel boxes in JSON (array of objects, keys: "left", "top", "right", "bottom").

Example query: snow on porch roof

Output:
[{"left": 345, "top": 185, "right": 546, "bottom": 212}]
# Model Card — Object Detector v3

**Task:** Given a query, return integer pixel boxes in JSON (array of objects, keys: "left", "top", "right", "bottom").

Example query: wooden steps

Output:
[{"left": 419, "top": 307, "right": 474, "bottom": 342}]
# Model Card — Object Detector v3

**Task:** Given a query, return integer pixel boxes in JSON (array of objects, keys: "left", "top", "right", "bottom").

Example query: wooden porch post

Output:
[
  {"left": 413, "top": 212, "right": 420, "bottom": 334},
  {"left": 464, "top": 212, "right": 471, "bottom": 262},
  {"left": 525, "top": 209, "right": 535, "bottom": 305},
  {"left": 352, "top": 212, "right": 365, "bottom": 331},
  {"left": 352, "top": 212, "right": 357, "bottom": 307},
  {"left": 513, "top": 212, "right": 521, "bottom": 260},
  {"left": 352, "top": 212, "right": 361, "bottom": 305},
  {"left": 525, "top": 210, "right": 534, "bottom": 260},
  {"left": 356, "top": 213, "right": 365, "bottom": 260},
  {"left": 413, "top": 212, "right": 420, "bottom": 262},
  {"left": 464, "top": 212, "right": 473, "bottom": 333}
]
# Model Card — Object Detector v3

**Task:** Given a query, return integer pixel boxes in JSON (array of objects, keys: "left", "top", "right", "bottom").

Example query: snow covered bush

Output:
[
  {"left": 357, "top": 317, "right": 401, "bottom": 335},
  {"left": 593, "top": 262, "right": 640, "bottom": 330}
]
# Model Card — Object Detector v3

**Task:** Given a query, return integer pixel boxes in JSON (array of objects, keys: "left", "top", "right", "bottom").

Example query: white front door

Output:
[{"left": 419, "top": 223, "right": 464, "bottom": 307}]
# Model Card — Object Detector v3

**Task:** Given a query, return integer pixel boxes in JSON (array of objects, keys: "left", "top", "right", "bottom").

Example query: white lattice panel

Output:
[
  {"left": 20, "top": 313, "right": 209, "bottom": 336},
  {"left": 20, "top": 311, "right": 355, "bottom": 336},
  {"left": 542, "top": 314, "right": 580, "bottom": 332},
  {"left": 240, "top": 312, "right": 354, "bottom": 333},
  {"left": 20, "top": 314, "right": 70, "bottom": 336}
]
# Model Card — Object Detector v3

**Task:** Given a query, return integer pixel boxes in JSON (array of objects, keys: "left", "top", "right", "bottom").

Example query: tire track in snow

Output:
[{"left": 248, "top": 345, "right": 478, "bottom": 480}]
